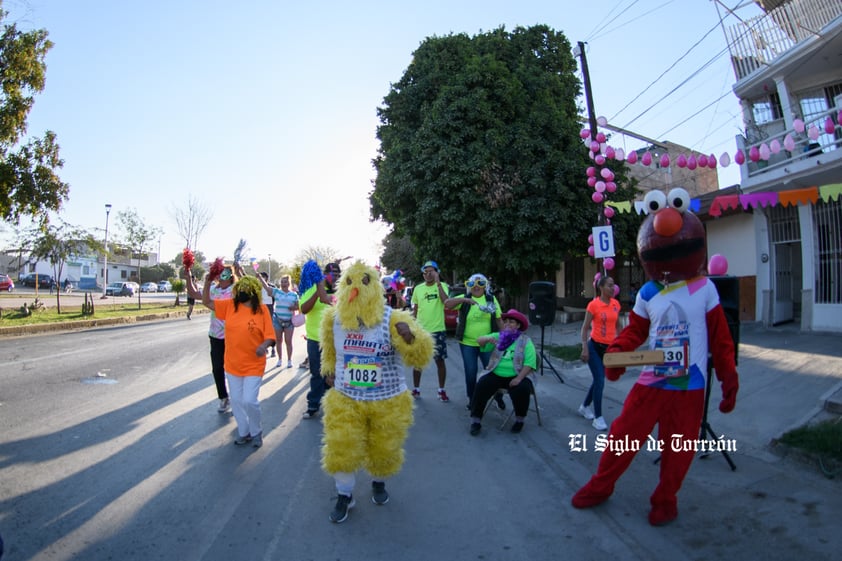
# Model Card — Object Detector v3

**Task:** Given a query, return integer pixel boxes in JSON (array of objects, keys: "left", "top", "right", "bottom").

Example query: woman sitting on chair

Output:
[{"left": 469, "top": 309, "right": 537, "bottom": 436}]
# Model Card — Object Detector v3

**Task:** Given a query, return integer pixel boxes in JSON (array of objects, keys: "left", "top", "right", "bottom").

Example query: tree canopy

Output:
[
  {"left": 370, "top": 25, "right": 637, "bottom": 291},
  {"left": 0, "top": 7, "right": 69, "bottom": 225}
]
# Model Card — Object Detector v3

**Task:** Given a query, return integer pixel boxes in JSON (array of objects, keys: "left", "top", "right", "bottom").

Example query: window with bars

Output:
[
  {"left": 813, "top": 199, "right": 842, "bottom": 304},
  {"left": 751, "top": 91, "right": 783, "bottom": 124}
]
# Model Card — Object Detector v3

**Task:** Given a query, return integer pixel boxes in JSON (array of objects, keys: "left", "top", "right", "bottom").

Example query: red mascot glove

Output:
[
  {"left": 602, "top": 312, "right": 651, "bottom": 382},
  {"left": 719, "top": 380, "right": 738, "bottom": 413}
]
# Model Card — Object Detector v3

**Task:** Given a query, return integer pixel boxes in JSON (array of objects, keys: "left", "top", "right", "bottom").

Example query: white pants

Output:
[{"left": 226, "top": 373, "right": 263, "bottom": 437}]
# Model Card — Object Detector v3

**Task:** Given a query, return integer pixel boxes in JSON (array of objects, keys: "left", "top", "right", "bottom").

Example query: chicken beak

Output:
[{"left": 347, "top": 287, "right": 359, "bottom": 303}]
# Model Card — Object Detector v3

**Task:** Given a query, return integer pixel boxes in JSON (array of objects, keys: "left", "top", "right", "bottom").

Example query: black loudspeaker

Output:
[
  {"left": 528, "top": 281, "right": 556, "bottom": 327},
  {"left": 710, "top": 275, "right": 740, "bottom": 365}
]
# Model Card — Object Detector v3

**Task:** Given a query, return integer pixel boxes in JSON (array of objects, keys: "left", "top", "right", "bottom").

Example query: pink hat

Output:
[{"left": 501, "top": 309, "right": 529, "bottom": 331}]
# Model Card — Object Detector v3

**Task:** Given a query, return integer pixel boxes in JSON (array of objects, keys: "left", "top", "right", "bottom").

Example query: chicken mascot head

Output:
[
  {"left": 319, "top": 260, "right": 433, "bottom": 523},
  {"left": 572, "top": 187, "right": 739, "bottom": 527}
]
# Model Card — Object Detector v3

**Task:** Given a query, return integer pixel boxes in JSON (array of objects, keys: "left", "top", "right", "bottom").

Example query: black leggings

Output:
[{"left": 470, "top": 373, "right": 534, "bottom": 419}]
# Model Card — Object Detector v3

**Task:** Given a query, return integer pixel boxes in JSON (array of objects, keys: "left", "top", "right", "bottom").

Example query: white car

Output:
[
  {"left": 157, "top": 280, "right": 172, "bottom": 292},
  {"left": 140, "top": 282, "right": 158, "bottom": 293}
]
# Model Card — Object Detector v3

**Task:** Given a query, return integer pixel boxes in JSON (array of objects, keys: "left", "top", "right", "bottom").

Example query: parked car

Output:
[
  {"left": 19, "top": 273, "right": 55, "bottom": 289},
  {"left": 0, "top": 274, "right": 14, "bottom": 292},
  {"left": 140, "top": 282, "right": 158, "bottom": 293},
  {"left": 445, "top": 286, "right": 466, "bottom": 333},
  {"left": 106, "top": 281, "right": 137, "bottom": 297},
  {"left": 157, "top": 280, "right": 172, "bottom": 292}
]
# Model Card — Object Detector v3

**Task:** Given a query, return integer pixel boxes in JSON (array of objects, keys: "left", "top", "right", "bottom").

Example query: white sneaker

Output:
[
  {"left": 276, "top": 359, "right": 283, "bottom": 368},
  {"left": 578, "top": 404, "right": 595, "bottom": 420},
  {"left": 218, "top": 398, "right": 230, "bottom": 413},
  {"left": 592, "top": 416, "right": 608, "bottom": 431},
  {"left": 287, "top": 360, "right": 293, "bottom": 369}
]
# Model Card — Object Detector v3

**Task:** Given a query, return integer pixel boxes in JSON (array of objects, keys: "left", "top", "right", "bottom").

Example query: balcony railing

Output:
[
  {"left": 726, "top": 0, "right": 842, "bottom": 80},
  {"left": 738, "top": 103, "right": 842, "bottom": 179}
]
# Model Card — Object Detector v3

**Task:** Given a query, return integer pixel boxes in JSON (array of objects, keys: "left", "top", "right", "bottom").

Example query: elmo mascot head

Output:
[{"left": 637, "top": 187, "right": 706, "bottom": 283}]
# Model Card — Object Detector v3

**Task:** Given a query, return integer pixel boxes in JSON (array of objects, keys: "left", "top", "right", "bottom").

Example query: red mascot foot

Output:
[
  {"left": 571, "top": 484, "right": 612, "bottom": 509},
  {"left": 648, "top": 504, "right": 678, "bottom": 526}
]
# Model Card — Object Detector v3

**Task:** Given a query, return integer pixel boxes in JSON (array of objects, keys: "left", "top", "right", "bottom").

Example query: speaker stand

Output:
[
  {"left": 539, "top": 324, "right": 564, "bottom": 384},
  {"left": 698, "top": 359, "right": 736, "bottom": 470}
]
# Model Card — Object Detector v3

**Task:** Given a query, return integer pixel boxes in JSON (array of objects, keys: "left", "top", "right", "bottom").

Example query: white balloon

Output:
[
  {"left": 719, "top": 152, "right": 731, "bottom": 167},
  {"left": 596, "top": 116, "right": 608, "bottom": 127},
  {"left": 615, "top": 148, "right": 626, "bottom": 161}
]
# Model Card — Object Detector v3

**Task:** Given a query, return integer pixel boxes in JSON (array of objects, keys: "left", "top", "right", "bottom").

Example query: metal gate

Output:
[{"left": 767, "top": 204, "right": 801, "bottom": 325}]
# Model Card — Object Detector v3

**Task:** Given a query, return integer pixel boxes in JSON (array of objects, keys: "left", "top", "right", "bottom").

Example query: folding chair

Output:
[{"left": 482, "top": 385, "right": 543, "bottom": 429}]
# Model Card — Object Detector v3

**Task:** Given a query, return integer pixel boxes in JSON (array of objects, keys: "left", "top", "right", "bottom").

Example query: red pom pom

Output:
[
  {"left": 208, "top": 258, "right": 225, "bottom": 281},
  {"left": 182, "top": 248, "right": 195, "bottom": 270}
]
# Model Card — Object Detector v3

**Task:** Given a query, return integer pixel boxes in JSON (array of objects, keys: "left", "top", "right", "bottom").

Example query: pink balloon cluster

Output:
[
  {"left": 582, "top": 118, "right": 616, "bottom": 269},
  {"left": 582, "top": 114, "right": 840, "bottom": 176}
]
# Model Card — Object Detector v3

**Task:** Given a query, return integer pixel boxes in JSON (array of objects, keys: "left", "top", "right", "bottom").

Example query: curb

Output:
[{"left": 0, "top": 309, "right": 205, "bottom": 337}]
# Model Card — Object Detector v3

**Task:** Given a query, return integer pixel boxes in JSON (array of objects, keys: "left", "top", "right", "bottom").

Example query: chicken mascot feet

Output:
[
  {"left": 571, "top": 188, "right": 739, "bottom": 526},
  {"left": 320, "top": 261, "right": 433, "bottom": 523}
]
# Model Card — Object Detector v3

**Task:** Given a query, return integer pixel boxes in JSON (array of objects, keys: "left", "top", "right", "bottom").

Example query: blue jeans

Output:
[
  {"left": 460, "top": 343, "right": 492, "bottom": 403},
  {"left": 306, "top": 338, "right": 325, "bottom": 411},
  {"left": 584, "top": 338, "right": 607, "bottom": 417}
]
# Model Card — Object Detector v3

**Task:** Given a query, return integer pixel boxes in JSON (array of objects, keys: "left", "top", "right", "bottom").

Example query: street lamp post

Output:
[
  {"left": 268, "top": 253, "right": 272, "bottom": 283},
  {"left": 102, "top": 204, "right": 112, "bottom": 298}
]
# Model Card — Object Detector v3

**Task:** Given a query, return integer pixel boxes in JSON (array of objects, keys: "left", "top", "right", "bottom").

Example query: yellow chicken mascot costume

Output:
[{"left": 320, "top": 261, "right": 433, "bottom": 523}]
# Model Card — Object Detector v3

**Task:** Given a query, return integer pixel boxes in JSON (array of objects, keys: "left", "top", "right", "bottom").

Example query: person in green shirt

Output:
[
  {"left": 469, "top": 309, "right": 537, "bottom": 435},
  {"left": 299, "top": 260, "right": 334, "bottom": 418},
  {"left": 445, "top": 273, "right": 504, "bottom": 408},
  {"left": 410, "top": 260, "right": 451, "bottom": 402}
]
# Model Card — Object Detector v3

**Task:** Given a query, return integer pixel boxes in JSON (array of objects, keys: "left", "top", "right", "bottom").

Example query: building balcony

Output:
[
  {"left": 736, "top": 103, "right": 842, "bottom": 191},
  {"left": 726, "top": 0, "right": 842, "bottom": 83}
]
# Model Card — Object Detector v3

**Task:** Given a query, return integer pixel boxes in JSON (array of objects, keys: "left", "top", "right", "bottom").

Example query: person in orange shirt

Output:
[
  {"left": 200, "top": 266, "right": 275, "bottom": 448},
  {"left": 578, "top": 275, "right": 622, "bottom": 431}
]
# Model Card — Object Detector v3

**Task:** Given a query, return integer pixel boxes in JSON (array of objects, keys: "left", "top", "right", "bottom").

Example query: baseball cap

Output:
[
  {"left": 219, "top": 269, "right": 233, "bottom": 281},
  {"left": 421, "top": 260, "right": 439, "bottom": 272}
]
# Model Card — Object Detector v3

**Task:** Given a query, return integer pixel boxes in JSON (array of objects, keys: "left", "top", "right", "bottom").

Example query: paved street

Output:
[{"left": 0, "top": 316, "right": 840, "bottom": 560}]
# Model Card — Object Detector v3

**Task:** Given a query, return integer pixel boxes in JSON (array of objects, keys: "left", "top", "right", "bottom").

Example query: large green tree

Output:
[
  {"left": 0, "top": 5, "right": 69, "bottom": 224},
  {"left": 370, "top": 25, "right": 637, "bottom": 293}
]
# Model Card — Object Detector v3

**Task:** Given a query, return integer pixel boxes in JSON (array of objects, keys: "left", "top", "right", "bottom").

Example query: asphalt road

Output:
[{"left": 0, "top": 317, "right": 839, "bottom": 560}]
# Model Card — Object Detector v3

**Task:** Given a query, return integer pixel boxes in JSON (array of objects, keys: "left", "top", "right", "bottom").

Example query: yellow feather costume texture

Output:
[{"left": 318, "top": 261, "right": 433, "bottom": 477}]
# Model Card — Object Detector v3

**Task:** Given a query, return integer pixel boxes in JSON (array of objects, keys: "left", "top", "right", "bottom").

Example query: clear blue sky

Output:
[{"left": 3, "top": 0, "right": 761, "bottom": 270}]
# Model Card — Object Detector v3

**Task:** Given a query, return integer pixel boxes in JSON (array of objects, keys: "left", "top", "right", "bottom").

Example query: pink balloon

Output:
[
  {"left": 698, "top": 154, "right": 708, "bottom": 167},
  {"left": 687, "top": 154, "right": 697, "bottom": 170},
  {"left": 603, "top": 257, "right": 615, "bottom": 271},
  {"left": 641, "top": 152, "right": 652, "bottom": 166},
  {"left": 600, "top": 168, "right": 614, "bottom": 180},
  {"left": 676, "top": 154, "right": 687, "bottom": 168},
  {"left": 588, "top": 234, "right": 594, "bottom": 244},
  {"left": 590, "top": 141, "right": 600, "bottom": 154},
  {"left": 626, "top": 151, "right": 638, "bottom": 164},
  {"left": 734, "top": 150, "right": 745, "bottom": 165},
  {"left": 793, "top": 118, "right": 805, "bottom": 133},
  {"left": 659, "top": 154, "right": 670, "bottom": 168},
  {"left": 605, "top": 146, "right": 616, "bottom": 159},
  {"left": 708, "top": 153, "right": 717, "bottom": 169},
  {"left": 604, "top": 206, "right": 615, "bottom": 218},
  {"left": 580, "top": 128, "right": 591, "bottom": 139},
  {"left": 708, "top": 254, "right": 728, "bottom": 276},
  {"left": 594, "top": 154, "right": 606, "bottom": 165},
  {"left": 606, "top": 181, "right": 617, "bottom": 193},
  {"left": 586, "top": 166, "right": 596, "bottom": 177},
  {"left": 759, "top": 143, "right": 771, "bottom": 160},
  {"left": 783, "top": 134, "right": 795, "bottom": 152},
  {"left": 808, "top": 125, "right": 820, "bottom": 140},
  {"left": 595, "top": 181, "right": 606, "bottom": 192},
  {"left": 769, "top": 138, "right": 781, "bottom": 154},
  {"left": 605, "top": 218, "right": 611, "bottom": 225},
  {"left": 596, "top": 132, "right": 606, "bottom": 143},
  {"left": 592, "top": 192, "right": 604, "bottom": 203},
  {"left": 749, "top": 146, "right": 760, "bottom": 162},
  {"left": 587, "top": 245, "right": 595, "bottom": 257},
  {"left": 587, "top": 176, "right": 597, "bottom": 187},
  {"left": 613, "top": 284, "right": 620, "bottom": 298},
  {"left": 719, "top": 152, "right": 731, "bottom": 167}
]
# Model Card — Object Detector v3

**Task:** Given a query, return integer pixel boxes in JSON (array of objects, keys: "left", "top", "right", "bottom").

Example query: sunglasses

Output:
[{"left": 465, "top": 279, "right": 487, "bottom": 288}]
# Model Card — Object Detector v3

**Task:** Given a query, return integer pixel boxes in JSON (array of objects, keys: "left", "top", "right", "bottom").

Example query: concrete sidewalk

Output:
[{"left": 526, "top": 317, "right": 842, "bottom": 454}]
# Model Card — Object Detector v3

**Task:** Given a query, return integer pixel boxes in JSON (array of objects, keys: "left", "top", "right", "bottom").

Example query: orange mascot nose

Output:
[
  {"left": 653, "top": 208, "right": 683, "bottom": 237},
  {"left": 347, "top": 287, "right": 359, "bottom": 303}
]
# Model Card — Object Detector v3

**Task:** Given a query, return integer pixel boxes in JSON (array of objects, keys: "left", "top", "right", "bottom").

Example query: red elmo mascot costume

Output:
[{"left": 571, "top": 187, "right": 739, "bottom": 526}]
